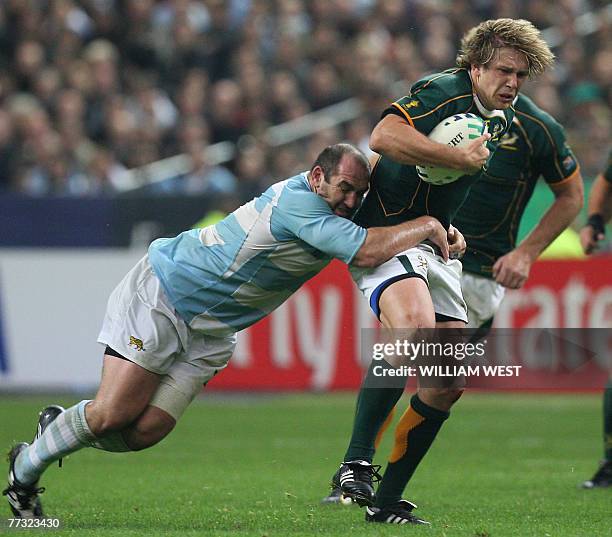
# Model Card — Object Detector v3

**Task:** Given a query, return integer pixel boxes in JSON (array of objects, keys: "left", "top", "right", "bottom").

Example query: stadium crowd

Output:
[{"left": 0, "top": 0, "right": 609, "bottom": 198}]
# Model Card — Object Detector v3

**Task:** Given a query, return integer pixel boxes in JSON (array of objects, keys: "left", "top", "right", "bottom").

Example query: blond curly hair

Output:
[{"left": 456, "top": 18, "right": 554, "bottom": 77}]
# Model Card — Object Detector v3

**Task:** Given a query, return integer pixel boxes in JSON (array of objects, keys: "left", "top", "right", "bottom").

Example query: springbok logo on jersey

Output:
[
  {"left": 483, "top": 120, "right": 505, "bottom": 142},
  {"left": 402, "top": 100, "right": 420, "bottom": 110},
  {"left": 129, "top": 336, "right": 145, "bottom": 351},
  {"left": 500, "top": 132, "right": 519, "bottom": 149}
]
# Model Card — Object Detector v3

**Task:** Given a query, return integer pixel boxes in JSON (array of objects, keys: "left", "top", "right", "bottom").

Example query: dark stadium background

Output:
[{"left": 0, "top": 3, "right": 610, "bottom": 535}]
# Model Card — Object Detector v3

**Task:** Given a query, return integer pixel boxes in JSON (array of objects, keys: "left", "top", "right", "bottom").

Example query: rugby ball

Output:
[{"left": 416, "top": 113, "right": 486, "bottom": 185}]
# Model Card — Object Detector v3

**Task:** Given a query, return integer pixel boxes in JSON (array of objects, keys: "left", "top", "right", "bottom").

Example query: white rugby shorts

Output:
[
  {"left": 98, "top": 255, "right": 236, "bottom": 420},
  {"left": 461, "top": 271, "right": 506, "bottom": 329},
  {"left": 351, "top": 243, "right": 468, "bottom": 323}
]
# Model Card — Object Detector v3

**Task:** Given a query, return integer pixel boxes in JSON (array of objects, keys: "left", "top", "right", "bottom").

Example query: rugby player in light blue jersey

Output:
[{"left": 3, "top": 143, "right": 464, "bottom": 519}]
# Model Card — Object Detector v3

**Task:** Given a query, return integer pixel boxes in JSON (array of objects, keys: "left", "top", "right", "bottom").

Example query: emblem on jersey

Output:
[
  {"left": 417, "top": 254, "right": 428, "bottom": 270},
  {"left": 562, "top": 155, "right": 575, "bottom": 171},
  {"left": 490, "top": 123, "right": 504, "bottom": 141},
  {"left": 401, "top": 100, "right": 420, "bottom": 110},
  {"left": 500, "top": 132, "right": 519, "bottom": 148},
  {"left": 129, "top": 336, "right": 145, "bottom": 351},
  {"left": 483, "top": 120, "right": 504, "bottom": 142}
]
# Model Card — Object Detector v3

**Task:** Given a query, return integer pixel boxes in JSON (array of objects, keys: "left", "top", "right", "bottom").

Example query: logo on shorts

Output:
[
  {"left": 129, "top": 336, "right": 145, "bottom": 351},
  {"left": 417, "top": 255, "right": 428, "bottom": 270}
]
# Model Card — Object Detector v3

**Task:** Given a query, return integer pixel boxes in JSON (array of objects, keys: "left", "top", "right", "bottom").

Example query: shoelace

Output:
[
  {"left": 351, "top": 463, "right": 383, "bottom": 485},
  {"left": 2, "top": 485, "right": 45, "bottom": 498}
]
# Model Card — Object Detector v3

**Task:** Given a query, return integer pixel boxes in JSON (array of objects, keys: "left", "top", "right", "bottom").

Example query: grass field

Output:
[{"left": 0, "top": 392, "right": 609, "bottom": 536}]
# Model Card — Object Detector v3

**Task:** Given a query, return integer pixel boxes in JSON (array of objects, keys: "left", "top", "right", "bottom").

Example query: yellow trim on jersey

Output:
[
  {"left": 391, "top": 102, "right": 415, "bottom": 127},
  {"left": 369, "top": 153, "right": 382, "bottom": 173},
  {"left": 549, "top": 165, "right": 581, "bottom": 187},
  {"left": 462, "top": 178, "right": 526, "bottom": 240},
  {"left": 425, "top": 183, "right": 432, "bottom": 217},
  {"left": 411, "top": 68, "right": 467, "bottom": 96},
  {"left": 513, "top": 118, "right": 534, "bottom": 156},
  {"left": 375, "top": 179, "right": 422, "bottom": 217},
  {"left": 409, "top": 94, "right": 473, "bottom": 121},
  {"left": 515, "top": 110, "right": 567, "bottom": 179}
]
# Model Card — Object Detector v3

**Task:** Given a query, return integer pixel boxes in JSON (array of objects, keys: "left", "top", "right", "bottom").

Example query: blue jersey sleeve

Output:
[{"left": 271, "top": 181, "right": 367, "bottom": 263}]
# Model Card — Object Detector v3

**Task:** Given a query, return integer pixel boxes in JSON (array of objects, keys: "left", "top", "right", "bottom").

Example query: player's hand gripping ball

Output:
[{"left": 416, "top": 113, "right": 486, "bottom": 185}]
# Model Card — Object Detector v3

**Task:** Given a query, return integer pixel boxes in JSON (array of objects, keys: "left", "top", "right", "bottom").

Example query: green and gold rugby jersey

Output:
[
  {"left": 354, "top": 68, "right": 514, "bottom": 230},
  {"left": 455, "top": 93, "right": 580, "bottom": 277}
]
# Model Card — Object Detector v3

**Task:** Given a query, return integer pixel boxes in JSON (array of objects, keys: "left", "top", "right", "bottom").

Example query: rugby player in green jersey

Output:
[
  {"left": 324, "top": 92, "right": 585, "bottom": 515},
  {"left": 327, "top": 19, "right": 556, "bottom": 525},
  {"left": 579, "top": 151, "right": 612, "bottom": 488}
]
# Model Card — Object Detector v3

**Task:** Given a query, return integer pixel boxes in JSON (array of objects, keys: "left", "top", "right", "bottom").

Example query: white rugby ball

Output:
[{"left": 416, "top": 113, "right": 486, "bottom": 185}]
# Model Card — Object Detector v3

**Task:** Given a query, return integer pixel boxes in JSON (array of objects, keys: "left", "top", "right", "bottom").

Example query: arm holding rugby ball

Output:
[{"left": 370, "top": 114, "right": 490, "bottom": 173}]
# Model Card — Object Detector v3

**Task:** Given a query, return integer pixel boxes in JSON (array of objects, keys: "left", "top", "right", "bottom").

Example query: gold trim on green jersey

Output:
[
  {"left": 550, "top": 167, "right": 581, "bottom": 186},
  {"left": 409, "top": 94, "right": 474, "bottom": 121},
  {"left": 516, "top": 110, "right": 565, "bottom": 179},
  {"left": 411, "top": 68, "right": 467, "bottom": 96},
  {"left": 391, "top": 102, "right": 415, "bottom": 127},
  {"left": 465, "top": 247, "right": 497, "bottom": 274},
  {"left": 373, "top": 177, "right": 422, "bottom": 217},
  {"left": 462, "top": 173, "right": 527, "bottom": 240}
]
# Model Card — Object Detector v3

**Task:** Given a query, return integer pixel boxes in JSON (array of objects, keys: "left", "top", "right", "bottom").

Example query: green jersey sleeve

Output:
[
  {"left": 382, "top": 76, "right": 473, "bottom": 135},
  {"left": 517, "top": 109, "right": 579, "bottom": 184}
]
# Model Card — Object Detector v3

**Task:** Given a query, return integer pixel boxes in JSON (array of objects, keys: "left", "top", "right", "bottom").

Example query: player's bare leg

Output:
[
  {"left": 378, "top": 278, "right": 436, "bottom": 333},
  {"left": 366, "top": 318, "right": 465, "bottom": 524},
  {"left": 332, "top": 278, "right": 435, "bottom": 511},
  {"left": 3, "top": 353, "right": 162, "bottom": 517},
  {"left": 86, "top": 354, "right": 162, "bottom": 441},
  {"left": 122, "top": 405, "right": 176, "bottom": 451},
  {"left": 417, "top": 319, "right": 466, "bottom": 411}
]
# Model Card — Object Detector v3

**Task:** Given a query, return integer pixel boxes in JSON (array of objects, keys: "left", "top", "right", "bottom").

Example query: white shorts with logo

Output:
[
  {"left": 461, "top": 272, "right": 506, "bottom": 329},
  {"left": 350, "top": 243, "right": 468, "bottom": 323},
  {"left": 98, "top": 255, "right": 236, "bottom": 420}
]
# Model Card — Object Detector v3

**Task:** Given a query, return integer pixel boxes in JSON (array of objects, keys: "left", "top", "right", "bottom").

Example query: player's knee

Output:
[
  {"left": 419, "top": 386, "right": 464, "bottom": 410},
  {"left": 86, "top": 401, "right": 139, "bottom": 436},
  {"left": 129, "top": 420, "right": 175, "bottom": 451},
  {"left": 435, "top": 386, "right": 464, "bottom": 407},
  {"left": 123, "top": 406, "right": 176, "bottom": 451},
  {"left": 445, "top": 387, "right": 464, "bottom": 405},
  {"left": 384, "top": 309, "right": 436, "bottom": 329}
]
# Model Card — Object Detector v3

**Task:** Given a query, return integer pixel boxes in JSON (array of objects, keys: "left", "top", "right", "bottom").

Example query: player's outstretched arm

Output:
[
  {"left": 352, "top": 215, "right": 450, "bottom": 268},
  {"left": 369, "top": 114, "right": 490, "bottom": 172},
  {"left": 580, "top": 173, "right": 612, "bottom": 254},
  {"left": 493, "top": 173, "right": 584, "bottom": 288}
]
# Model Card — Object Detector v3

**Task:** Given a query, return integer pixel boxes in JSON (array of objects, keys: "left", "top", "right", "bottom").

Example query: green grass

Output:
[{"left": 0, "top": 393, "right": 609, "bottom": 536}]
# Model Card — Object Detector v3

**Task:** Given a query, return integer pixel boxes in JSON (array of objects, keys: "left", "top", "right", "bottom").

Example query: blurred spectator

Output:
[
  {"left": 85, "top": 147, "right": 130, "bottom": 194},
  {"left": 0, "top": 0, "right": 608, "bottom": 199},
  {"left": 0, "top": 109, "right": 17, "bottom": 192},
  {"left": 208, "top": 79, "right": 248, "bottom": 143},
  {"left": 149, "top": 140, "right": 237, "bottom": 196},
  {"left": 232, "top": 141, "right": 272, "bottom": 196}
]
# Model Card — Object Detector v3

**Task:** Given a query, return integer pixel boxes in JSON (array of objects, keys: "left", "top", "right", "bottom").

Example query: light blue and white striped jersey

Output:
[{"left": 148, "top": 173, "right": 367, "bottom": 336}]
